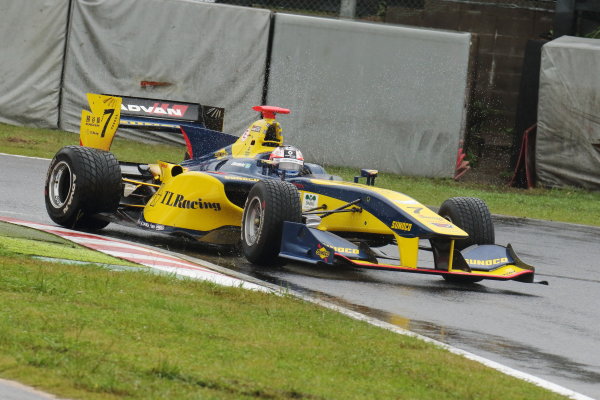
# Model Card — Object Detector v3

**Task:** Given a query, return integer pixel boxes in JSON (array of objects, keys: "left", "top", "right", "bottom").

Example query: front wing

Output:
[{"left": 279, "top": 222, "right": 548, "bottom": 284}]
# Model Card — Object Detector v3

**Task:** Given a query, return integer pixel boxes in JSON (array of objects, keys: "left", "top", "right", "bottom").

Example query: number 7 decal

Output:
[
  {"left": 80, "top": 94, "right": 122, "bottom": 150},
  {"left": 101, "top": 109, "right": 115, "bottom": 138}
]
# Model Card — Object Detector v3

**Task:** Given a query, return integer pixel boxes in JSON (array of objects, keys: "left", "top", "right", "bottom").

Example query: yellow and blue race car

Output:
[{"left": 44, "top": 94, "right": 545, "bottom": 284}]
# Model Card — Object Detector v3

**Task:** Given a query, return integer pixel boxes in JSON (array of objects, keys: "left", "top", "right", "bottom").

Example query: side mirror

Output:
[{"left": 354, "top": 169, "right": 378, "bottom": 186}]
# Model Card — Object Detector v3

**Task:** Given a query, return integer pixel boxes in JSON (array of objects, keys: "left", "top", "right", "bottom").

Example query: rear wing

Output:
[
  {"left": 117, "top": 95, "right": 224, "bottom": 132},
  {"left": 80, "top": 93, "right": 237, "bottom": 158}
]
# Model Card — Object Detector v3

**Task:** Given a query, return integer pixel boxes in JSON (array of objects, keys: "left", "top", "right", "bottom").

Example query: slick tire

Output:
[
  {"left": 45, "top": 145, "right": 122, "bottom": 230},
  {"left": 241, "top": 179, "right": 302, "bottom": 265}
]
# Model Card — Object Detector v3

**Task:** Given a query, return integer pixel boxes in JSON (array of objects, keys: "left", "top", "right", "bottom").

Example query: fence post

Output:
[
  {"left": 340, "top": 0, "right": 356, "bottom": 18},
  {"left": 553, "top": 0, "right": 576, "bottom": 37}
]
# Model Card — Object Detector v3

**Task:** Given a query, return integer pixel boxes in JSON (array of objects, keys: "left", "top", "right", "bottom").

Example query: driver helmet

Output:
[{"left": 269, "top": 145, "right": 304, "bottom": 175}]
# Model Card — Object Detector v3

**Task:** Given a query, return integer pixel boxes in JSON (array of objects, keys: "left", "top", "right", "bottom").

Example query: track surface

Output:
[{"left": 2, "top": 153, "right": 599, "bottom": 398}]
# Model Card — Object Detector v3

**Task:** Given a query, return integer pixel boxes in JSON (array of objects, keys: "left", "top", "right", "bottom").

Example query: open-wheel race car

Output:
[{"left": 44, "top": 94, "right": 546, "bottom": 284}]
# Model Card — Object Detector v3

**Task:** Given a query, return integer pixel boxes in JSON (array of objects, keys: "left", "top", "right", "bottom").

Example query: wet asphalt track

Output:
[{"left": 1, "top": 153, "right": 599, "bottom": 399}]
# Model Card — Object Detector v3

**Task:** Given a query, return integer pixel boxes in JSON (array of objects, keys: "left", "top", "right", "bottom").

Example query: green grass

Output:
[
  {"left": 0, "top": 123, "right": 184, "bottom": 163},
  {"left": 0, "top": 223, "right": 140, "bottom": 268},
  {"left": 0, "top": 252, "right": 567, "bottom": 400},
  {"left": 2, "top": 122, "right": 599, "bottom": 226}
]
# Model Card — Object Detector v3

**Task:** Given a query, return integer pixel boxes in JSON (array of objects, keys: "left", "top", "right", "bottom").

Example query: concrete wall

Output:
[
  {"left": 386, "top": 1, "right": 554, "bottom": 136},
  {"left": 268, "top": 13, "right": 472, "bottom": 178}
]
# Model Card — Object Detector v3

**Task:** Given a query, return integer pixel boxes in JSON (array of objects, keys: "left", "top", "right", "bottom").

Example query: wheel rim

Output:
[
  {"left": 48, "top": 161, "right": 73, "bottom": 208},
  {"left": 441, "top": 213, "right": 453, "bottom": 223},
  {"left": 243, "top": 196, "right": 263, "bottom": 246}
]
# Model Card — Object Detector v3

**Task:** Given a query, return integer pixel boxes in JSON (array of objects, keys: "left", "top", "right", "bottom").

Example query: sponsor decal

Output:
[
  {"left": 214, "top": 149, "right": 228, "bottom": 158},
  {"left": 315, "top": 245, "right": 330, "bottom": 260},
  {"left": 284, "top": 149, "right": 296, "bottom": 158},
  {"left": 207, "top": 107, "right": 222, "bottom": 119},
  {"left": 432, "top": 222, "right": 454, "bottom": 229},
  {"left": 158, "top": 190, "right": 221, "bottom": 211},
  {"left": 84, "top": 115, "right": 103, "bottom": 128},
  {"left": 331, "top": 247, "right": 359, "bottom": 255},
  {"left": 302, "top": 193, "right": 319, "bottom": 210},
  {"left": 251, "top": 125, "right": 262, "bottom": 132},
  {"left": 407, "top": 206, "right": 423, "bottom": 214},
  {"left": 117, "top": 97, "right": 223, "bottom": 129},
  {"left": 231, "top": 162, "right": 251, "bottom": 168},
  {"left": 62, "top": 174, "right": 77, "bottom": 214},
  {"left": 420, "top": 215, "right": 447, "bottom": 221},
  {"left": 138, "top": 220, "right": 165, "bottom": 231},
  {"left": 121, "top": 103, "right": 189, "bottom": 117},
  {"left": 391, "top": 221, "right": 413, "bottom": 231},
  {"left": 465, "top": 257, "right": 509, "bottom": 266},
  {"left": 224, "top": 175, "right": 259, "bottom": 182},
  {"left": 240, "top": 129, "right": 250, "bottom": 141},
  {"left": 319, "top": 241, "right": 359, "bottom": 255},
  {"left": 121, "top": 120, "right": 175, "bottom": 128}
]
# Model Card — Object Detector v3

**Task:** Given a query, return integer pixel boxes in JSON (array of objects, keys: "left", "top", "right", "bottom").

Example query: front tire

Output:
[
  {"left": 438, "top": 197, "right": 494, "bottom": 283},
  {"left": 241, "top": 180, "right": 302, "bottom": 265},
  {"left": 44, "top": 145, "right": 121, "bottom": 230},
  {"left": 439, "top": 197, "right": 495, "bottom": 251}
]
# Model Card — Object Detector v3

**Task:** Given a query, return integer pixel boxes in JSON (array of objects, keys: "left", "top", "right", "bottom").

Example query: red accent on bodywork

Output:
[
  {"left": 180, "top": 126, "right": 193, "bottom": 158},
  {"left": 252, "top": 105, "right": 290, "bottom": 120}
]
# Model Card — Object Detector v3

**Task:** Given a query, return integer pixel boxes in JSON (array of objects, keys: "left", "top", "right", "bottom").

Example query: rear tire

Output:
[
  {"left": 241, "top": 179, "right": 302, "bottom": 265},
  {"left": 438, "top": 197, "right": 494, "bottom": 283},
  {"left": 45, "top": 146, "right": 121, "bottom": 230}
]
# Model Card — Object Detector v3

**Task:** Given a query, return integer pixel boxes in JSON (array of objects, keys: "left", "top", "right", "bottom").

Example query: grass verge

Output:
[
  {"left": 0, "top": 222, "right": 140, "bottom": 268},
  {"left": 2, "top": 123, "right": 599, "bottom": 226},
  {"left": 327, "top": 167, "right": 600, "bottom": 227},
  {"left": 0, "top": 247, "right": 567, "bottom": 399},
  {"left": 0, "top": 123, "right": 184, "bottom": 163}
]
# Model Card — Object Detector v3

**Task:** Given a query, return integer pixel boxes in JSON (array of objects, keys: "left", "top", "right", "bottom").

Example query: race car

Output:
[{"left": 44, "top": 93, "right": 546, "bottom": 284}]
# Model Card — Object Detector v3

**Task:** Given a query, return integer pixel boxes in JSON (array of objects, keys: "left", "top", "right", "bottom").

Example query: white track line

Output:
[
  {"left": 0, "top": 152, "right": 50, "bottom": 161},
  {"left": 0, "top": 217, "right": 267, "bottom": 292}
]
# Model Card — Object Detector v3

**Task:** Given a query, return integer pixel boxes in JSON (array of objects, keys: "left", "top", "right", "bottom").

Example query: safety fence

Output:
[{"left": 214, "top": 0, "right": 557, "bottom": 19}]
